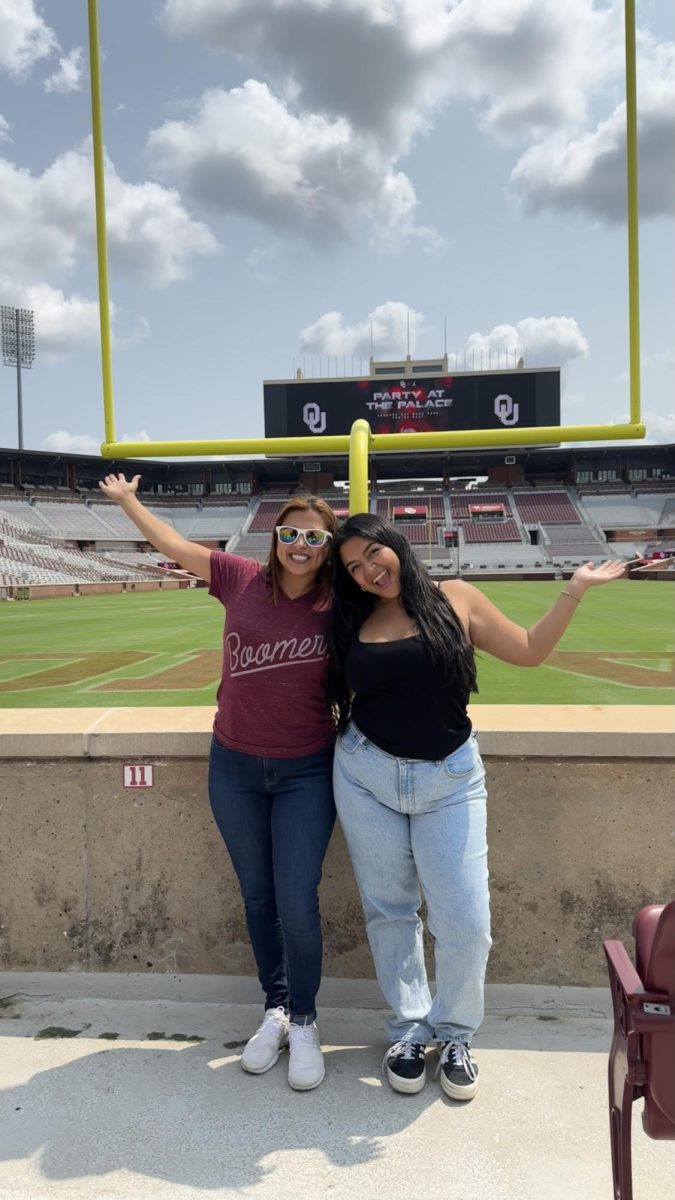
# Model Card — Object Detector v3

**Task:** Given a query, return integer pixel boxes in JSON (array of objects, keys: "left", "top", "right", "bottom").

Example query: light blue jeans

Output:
[{"left": 333, "top": 722, "right": 491, "bottom": 1044}]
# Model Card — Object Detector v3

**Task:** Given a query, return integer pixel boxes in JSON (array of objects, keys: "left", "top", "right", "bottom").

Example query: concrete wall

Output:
[{"left": 0, "top": 706, "right": 673, "bottom": 985}]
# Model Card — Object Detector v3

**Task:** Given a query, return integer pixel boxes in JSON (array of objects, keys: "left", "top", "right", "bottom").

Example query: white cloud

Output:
[
  {"left": 645, "top": 411, "right": 675, "bottom": 442},
  {"left": 116, "top": 315, "right": 151, "bottom": 349},
  {"left": 20, "top": 282, "right": 101, "bottom": 361},
  {"left": 0, "top": 139, "right": 218, "bottom": 290},
  {"left": 511, "top": 40, "right": 675, "bottom": 221},
  {"left": 299, "top": 306, "right": 590, "bottom": 367},
  {"left": 565, "top": 409, "right": 675, "bottom": 448},
  {"left": 161, "top": 0, "right": 449, "bottom": 143},
  {"left": 465, "top": 316, "right": 589, "bottom": 367},
  {"left": 44, "top": 46, "right": 84, "bottom": 94},
  {"left": 0, "top": 115, "right": 10, "bottom": 143},
  {"left": 610, "top": 410, "right": 675, "bottom": 444},
  {"left": 369, "top": 172, "right": 446, "bottom": 255},
  {"left": 442, "top": 0, "right": 622, "bottom": 145},
  {"left": 161, "top": 0, "right": 619, "bottom": 144},
  {"left": 1, "top": 281, "right": 150, "bottom": 363},
  {"left": 40, "top": 429, "right": 154, "bottom": 456},
  {"left": 148, "top": 81, "right": 439, "bottom": 250},
  {"left": 566, "top": 412, "right": 672, "bottom": 451},
  {"left": 121, "top": 430, "right": 152, "bottom": 443},
  {"left": 41, "top": 431, "right": 101, "bottom": 456},
  {"left": 158, "top": 1, "right": 674, "bottom": 238},
  {"left": 0, "top": 0, "right": 57, "bottom": 78},
  {"left": 300, "top": 301, "right": 425, "bottom": 357}
]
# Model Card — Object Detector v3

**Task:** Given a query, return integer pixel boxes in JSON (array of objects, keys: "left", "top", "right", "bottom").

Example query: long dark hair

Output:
[{"left": 327, "top": 513, "right": 477, "bottom": 729}]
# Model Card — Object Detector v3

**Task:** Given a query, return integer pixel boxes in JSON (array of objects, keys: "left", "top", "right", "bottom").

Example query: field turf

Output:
[{"left": 0, "top": 582, "right": 673, "bottom": 708}]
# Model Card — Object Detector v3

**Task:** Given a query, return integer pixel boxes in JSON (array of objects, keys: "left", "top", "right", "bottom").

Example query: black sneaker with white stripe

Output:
[
  {"left": 383, "top": 1038, "right": 427, "bottom": 1094},
  {"left": 437, "top": 1039, "right": 479, "bottom": 1100}
]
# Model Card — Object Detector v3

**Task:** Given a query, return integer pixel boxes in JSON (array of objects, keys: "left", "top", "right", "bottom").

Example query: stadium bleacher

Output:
[
  {"left": 248, "top": 500, "right": 287, "bottom": 532},
  {"left": 657, "top": 500, "right": 675, "bottom": 525},
  {"left": 227, "top": 534, "right": 269, "bottom": 561},
  {"left": 377, "top": 495, "right": 446, "bottom": 520},
  {"left": 462, "top": 519, "right": 521, "bottom": 544},
  {"left": 514, "top": 492, "right": 580, "bottom": 524},
  {"left": 2, "top": 451, "right": 674, "bottom": 593},
  {"left": 392, "top": 522, "right": 441, "bottom": 545},
  {"left": 543, "top": 524, "right": 609, "bottom": 563},
  {"left": 460, "top": 544, "right": 549, "bottom": 571},
  {"left": 578, "top": 495, "right": 661, "bottom": 527},
  {"left": 0, "top": 536, "right": 159, "bottom": 586},
  {"left": 449, "top": 493, "right": 512, "bottom": 519}
]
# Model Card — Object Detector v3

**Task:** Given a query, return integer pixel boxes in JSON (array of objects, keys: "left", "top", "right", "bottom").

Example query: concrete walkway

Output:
[{"left": 1, "top": 974, "right": 673, "bottom": 1200}]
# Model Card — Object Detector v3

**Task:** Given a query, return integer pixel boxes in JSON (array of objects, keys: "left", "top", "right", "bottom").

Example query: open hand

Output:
[
  {"left": 569, "top": 559, "right": 627, "bottom": 593},
  {"left": 98, "top": 472, "right": 141, "bottom": 503}
]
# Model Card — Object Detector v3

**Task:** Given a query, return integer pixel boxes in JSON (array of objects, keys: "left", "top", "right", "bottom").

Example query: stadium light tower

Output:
[{"left": 1, "top": 306, "right": 35, "bottom": 450}]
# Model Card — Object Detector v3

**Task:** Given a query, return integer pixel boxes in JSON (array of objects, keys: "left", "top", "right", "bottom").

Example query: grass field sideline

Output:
[{"left": 1, "top": 582, "right": 673, "bottom": 708}]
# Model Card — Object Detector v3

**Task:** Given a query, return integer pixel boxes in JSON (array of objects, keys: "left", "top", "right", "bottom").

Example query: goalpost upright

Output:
[{"left": 86, "top": 0, "right": 645, "bottom": 514}]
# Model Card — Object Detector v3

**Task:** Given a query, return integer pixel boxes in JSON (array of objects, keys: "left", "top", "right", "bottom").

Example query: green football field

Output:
[{"left": 0, "top": 582, "right": 673, "bottom": 707}]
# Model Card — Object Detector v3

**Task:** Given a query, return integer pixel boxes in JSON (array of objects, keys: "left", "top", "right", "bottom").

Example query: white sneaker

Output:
[
  {"left": 240, "top": 1007, "right": 289, "bottom": 1074},
  {"left": 288, "top": 1022, "right": 325, "bottom": 1090}
]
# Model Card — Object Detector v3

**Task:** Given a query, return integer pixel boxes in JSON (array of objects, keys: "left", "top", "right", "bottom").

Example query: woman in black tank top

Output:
[{"left": 328, "top": 513, "right": 625, "bottom": 1100}]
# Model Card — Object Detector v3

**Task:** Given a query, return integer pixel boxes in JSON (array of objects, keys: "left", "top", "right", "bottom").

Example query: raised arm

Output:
[
  {"left": 443, "top": 560, "right": 626, "bottom": 667},
  {"left": 98, "top": 473, "right": 212, "bottom": 583}
]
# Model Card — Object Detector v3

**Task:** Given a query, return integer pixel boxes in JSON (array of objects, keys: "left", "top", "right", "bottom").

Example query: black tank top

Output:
[{"left": 345, "top": 636, "right": 471, "bottom": 760}]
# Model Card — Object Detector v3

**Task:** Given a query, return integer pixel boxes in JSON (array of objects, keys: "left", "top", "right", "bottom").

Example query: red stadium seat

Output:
[{"left": 603, "top": 900, "right": 675, "bottom": 1199}]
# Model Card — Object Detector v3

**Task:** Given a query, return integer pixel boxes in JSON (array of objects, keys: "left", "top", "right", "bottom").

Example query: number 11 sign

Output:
[{"left": 123, "top": 764, "right": 154, "bottom": 788}]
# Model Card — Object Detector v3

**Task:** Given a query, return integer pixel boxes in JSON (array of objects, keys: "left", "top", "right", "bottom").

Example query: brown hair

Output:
[{"left": 264, "top": 495, "right": 338, "bottom": 604}]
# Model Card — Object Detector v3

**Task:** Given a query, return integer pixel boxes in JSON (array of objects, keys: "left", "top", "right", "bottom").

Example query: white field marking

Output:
[{"left": 536, "top": 660, "right": 673, "bottom": 692}]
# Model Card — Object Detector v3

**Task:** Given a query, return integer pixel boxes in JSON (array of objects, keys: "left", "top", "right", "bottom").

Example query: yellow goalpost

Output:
[{"left": 87, "top": 0, "right": 644, "bottom": 516}]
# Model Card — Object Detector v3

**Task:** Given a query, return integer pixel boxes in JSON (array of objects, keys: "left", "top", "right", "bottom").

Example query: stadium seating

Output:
[
  {"left": 393, "top": 522, "right": 443, "bottom": 545},
  {"left": 27, "top": 502, "right": 115, "bottom": 538},
  {"left": 543, "top": 523, "right": 609, "bottom": 562},
  {"left": 377, "top": 494, "right": 446, "bottom": 519},
  {"left": 0, "top": 507, "right": 51, "bottom": 542},
  {"left": 514, "top": 492, "right": 580, "bottom": 524},
  {"left": 645, "top": 495, "right": 675, "bottom": 525},
  {"left": 97, "top": 551, "right": 172, "bottom": 573},
  {"left": 0, "top": 536, "right": 159, "bottom": 583},
  {"left": 247, "top": 496, "right": 350, "bottom": 534},
  {"left": 3, "top": 478, "right": 669, "bottom": 586},
  {"left": 576, "top": 483, "right": 631, "bottom": 496},
  {"left": 579, "top": 495, "right": 663, "bottom": 527},
  {"left": 88, "top": 504, "right": 146, "bottom": 537},
  {"left": 462, "top": 519, "right": 521, "bottom": 544},
  {"left": 147, "top": 506, "right": 245, "bottom": 539},
  {"left": 0, "top": 500, "right": 55, "bottom": 533},
  {"left": 450, "top": 493, "right": 512, "bottom": 520},
  {"left": 227, "top": 534, "right": 269, "bottom": 561},
  {"left": 459, "top": 544, "right": 549, "bottom": 571},
  {"left": 248, "top": 500, "right": 288, "bottom": 532}
]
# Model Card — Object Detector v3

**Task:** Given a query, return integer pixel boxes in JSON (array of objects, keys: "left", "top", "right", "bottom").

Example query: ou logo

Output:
[
  {"left": 303, "top": 402, "right": 327, "bottom": 434},
  {"left": 494, "top": 394, "right": 520, "bottom": 426}
]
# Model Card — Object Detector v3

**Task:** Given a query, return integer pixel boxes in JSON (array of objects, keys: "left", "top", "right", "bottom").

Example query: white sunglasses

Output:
[{"left": 275, "top": 525, "right": 333, "bottom": 548}]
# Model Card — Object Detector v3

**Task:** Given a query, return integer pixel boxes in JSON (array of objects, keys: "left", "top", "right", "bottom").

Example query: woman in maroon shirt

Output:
[{"left": 99, "top": 475, "right": 337, "bottom": 1091}]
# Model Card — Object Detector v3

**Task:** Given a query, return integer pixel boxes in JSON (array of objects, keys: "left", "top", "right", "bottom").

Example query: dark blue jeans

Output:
[{"left": 208, "top": 737, "right": 336, "bottom": 1023}]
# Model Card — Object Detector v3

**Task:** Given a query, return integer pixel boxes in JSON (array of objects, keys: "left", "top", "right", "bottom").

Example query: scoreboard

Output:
[{"left": 264, "top": 368, "right": 560, "bottom": 440}]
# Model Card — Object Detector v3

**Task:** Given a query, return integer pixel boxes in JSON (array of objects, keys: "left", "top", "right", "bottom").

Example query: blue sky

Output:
[{"left": 0, "top": 0, "right": 673, "bottom": 456}]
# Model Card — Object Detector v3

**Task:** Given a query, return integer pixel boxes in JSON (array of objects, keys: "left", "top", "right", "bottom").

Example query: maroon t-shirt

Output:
[{"left": 209, "top": 551, "right": 335, "bottom": 758}]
